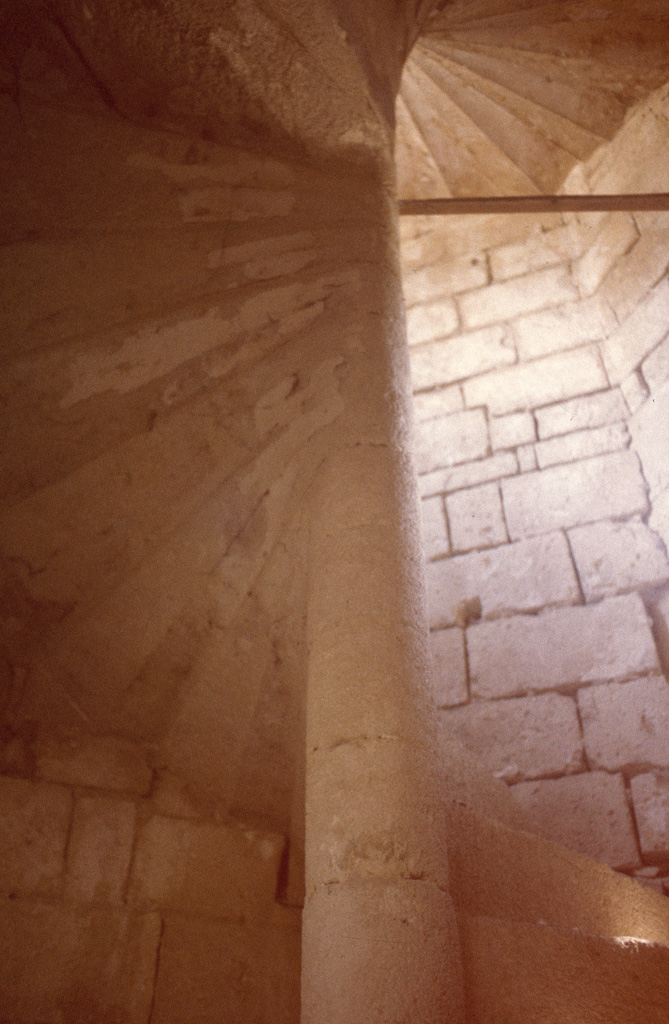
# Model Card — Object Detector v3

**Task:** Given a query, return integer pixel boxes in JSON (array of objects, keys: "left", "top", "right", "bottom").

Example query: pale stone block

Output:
[
  {"left": 650, "top": 587, "right": 669, "bottom": 679},
  {"left": 65, "top": 796, "right": 136, "bottom": 903},
  {"left": 468, "top": 594, "right": 659, "bottom": 700},
  {"left": 642, "top": 330, "right": 669, "bottom": 393},
  {"left": 457, "top": 266, "right": 578, "bottom": 331},
  {"left": 129, "top": 815, "right": 284, "bottom": 919},
  {"left": 574, "top": 213, "right": 639, "bottom": 297},
  {"left": 446, "top": 482, "right": 508, "bottom": 552},
  {"left": 569, "top": 520, "right": 669, "bottom": 601},
  {"left": 429, "top": 628, "right": 468, "bottom": 708},
  {"left": 602, "top": 277, "right": 669, "bottom": 384},
  {"left": 512, "top": 295, "right": 616, "bottom": 361},
  {"left": 630, "top": 380, "right": 669, "bottom": 497},
  {"left": 650, "top": 488, "right": 669, "bottom": 552},
  {"left": 516, "top": 443, "right": 537, "bottom": 472},
  {"left": 409, "top": 325, "right": 516, "bottom": 390},
  {"left": 511, "top": 772, "right": 640, "bottom": 870},
  {"left": 621, "top": 370, "right": 650, "bottom": 415},
  {"left": 463, "top": 346, "right": 607, "bottom": 415},
  {"left": 406, "top": 298, "right": 459, "bottom": 345},
  {"left": 36, "top": 733, "right": 153, "bottom": 794},
  {"left": 403, "top": 253, "right": 488, "bottom": 305},
  {"left": 418, "top": 450, "right": 517, "bottom": 499},
  {"left": 413, "top": 385, "right": 463, "bottom": 421},
  {"left": 535, "top": 388, "right": 628, "bottom": 439},
  {"left": 501, "top": 451, "right": 648, "bottom": 539},
  {"left": 415, "top": 408, "right": 489, "bottom": 474},
  {"left": 578, "top": 676, "right": 669, "bottom": 773},
  {"left": 427, "top": 531, "right": 580, "bottom": 630},
  {"left": 443, "top": 693, "right": 583, "bottom": 784},
  {"left": 600, "top": 222, "right": 669, "bottom": 322},
  {"left": 0, "top": 777, "right": 71, "bottom": 898},
  {"left": 534, "top": 422, "right": 628, "bottom": 469},
  {"left": 0, "top": 901, "right": 160, "bottom": 1024},
  {"left": 489, "top": 411, "right": 535, "bottom": 451},
  {"left": 421, "top": 494, "right": 450, "bottom": 561},
  {"left": 630, "top": 772, "right": 669, "bottom": 864},
  {"left": 152, "top": 914, "right": 300, "bottom": 1024},
  {"left": 489, "top": 224, "right": 583, "bottom": 282}
]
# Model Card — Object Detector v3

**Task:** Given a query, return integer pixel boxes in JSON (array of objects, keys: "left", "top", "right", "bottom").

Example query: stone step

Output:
[
  {"left": 445, "top": 801, "right": 669, "bottom": 944},
  {"left": 400, "top": 60, "right": 538, "bottom": 197},
  {"left": 395, "top": 93, "right": 453, "bottom": 202},
  {"left": 460, "top": 912, "right": 669, "bottom": 1024}
]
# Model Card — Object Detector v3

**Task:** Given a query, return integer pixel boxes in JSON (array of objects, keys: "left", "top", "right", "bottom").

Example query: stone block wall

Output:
[
  {"left": 0, "top": 733, "right": 301, "bottom": 1023},
  {"left": 403, "top": 84, "right": 669, "bottom": 894}
]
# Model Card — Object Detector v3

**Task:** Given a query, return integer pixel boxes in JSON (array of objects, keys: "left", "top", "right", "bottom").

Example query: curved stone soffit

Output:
[{"left": 396, "top": 0, "right": 669, "bottom": 199}]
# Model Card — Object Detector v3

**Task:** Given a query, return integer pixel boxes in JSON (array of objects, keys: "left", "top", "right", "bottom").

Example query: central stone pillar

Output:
[{"left": 300, "top": 186, "right": 465, "bottom": 1023}]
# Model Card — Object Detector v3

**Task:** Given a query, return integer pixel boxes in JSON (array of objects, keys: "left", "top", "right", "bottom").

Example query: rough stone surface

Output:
[
  {"left": 510, "top": 772, "right": 640, "bottom": 870},
  {"left": 419, "top": 451, "right": 518, "bottom": 498},
  {"left": 513, "top": 295, "right": 616, "bottom": 361},
  {"left": 403, "top": 254, "right": 489, "bottom": 306},
  {"left": 457, "top": 266, "right": 578, "bottom": 330},
  {"left": 468, "top": 594, "right": 659, "bottom": 700},
  {"left": 446, "top": 482, "right": 508, "bottom": 552},
  {"left": 574, "top": 213, "right": 639, "bottom": 297},
  {"left": 430, "top": 628, "right": 468, "bottom": 708},
  {"left": 602, "top": 276, "right": 669, "bottom": 383},
  {"left": 568, "top": 520, "right": 669, "bottom": 601},
  {"left": 501, "top": 451, "right": 648, "bottom": 539},
  {"left": 65, "top": 796, "right": 136, "bottom": 903},
  {"left": 129, "top": 815, "right": 284, "bottom": 919},
  {"left": 415, "top": 409, "right": 489, "bottom": 474},
  {"left": 35, "top": 734, "right": 153, "bottom": 795},
  {"left": 0, "top": 900, "right": 160, "bottom": 1024},
  {"left": 0, "top": 777, "right": 71, "bottom": 899},
  {"left": 413, "top": 385, "right": 464, "bottom": 422},
  {"left": 489, "top": 225, "right": 582, "bottom": 282},
  {"left": 642, "top": 331, "right": 669, "bottom": 393},
  {"left": 427, "top": 531, "right": 580, "bottom": 630},
  {"left": 630, "top": 380, "right": 669, "bottom": 497},
  {"left": 406, "top": 298, "right": 459, "bottom": 345},
  {"left": 410, "top": 325, "right": 516, "bottom": 389},
  {"left": 535, "top": 388, "right": 628, "bottom": 439},
  {"left": 534, "top": 422, "right": 628, "bottom": 469},
  {"left": 443, "top": 693, "right": 583, "bottom": 784},
  {"left": 630, "top": 772, "right": 669, "bottom": 864},
  {"left": 420, "top": 495, "right": 450, "bottom": 561},
  {"left": 489, "top": 411, "right": 535, "bottom": 451},
  {"left": 578, "top": 676, "right": 669, "bottom": 773}
]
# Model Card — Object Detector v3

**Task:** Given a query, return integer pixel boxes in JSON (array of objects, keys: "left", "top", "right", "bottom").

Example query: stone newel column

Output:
[{"left": 300, "top": 199, "right": 465, "bottom": 1023}]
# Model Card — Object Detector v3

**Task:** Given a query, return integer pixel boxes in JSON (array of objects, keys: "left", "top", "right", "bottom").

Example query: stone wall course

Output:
[
  {"left": 457, "top": 265, "right": 578, "bottom": 331},
  {"left": 534, "top": 422, "right": 629, "bottom": 469},
  {"left": 600, "top": 224, "right": 669, "bottom": 322},
  {"left": 510, "top": 772, "right": 641, "bottom": 870},
  {"left": 35, "top": 734, "right": 153, "bottom": 795},
  {"left": 489, "top": 224, "right": 584, "bottom": 282},
  {"left": 468, "top": 594, "right": 659, "bottom": 700},
  {"left": 568, "top": 520, "right": 669, "bottom": 602},
  {"left": 630, "top": 772, "right": 669, "bottom": 865},
  {"left": 413, "top": 385, "right": 464, "bottom": 421},
  {"left": 403, "top": 253, "right": 489, "bottom": 306},
  {"left": 489, "top": 411, "right": 535, "bottom": 451},
  {"left": 574, "top": 213, "right": 639, "bottom": 297},
  {"left": 427, "top": 531, "right": 580, "bottom": 631},
  {"left": 65, "top": 796, "right": 136, "bottom": 903},
  {"left": 446, "top": 482, "right": 508, "bottom": 553},
  {"left": 630, "top": 380, "right": 669, "bottom": 498},
  {"left": 418, "top": 450, "right": 518, "bottom": 499},
  {"left": 642, "top": 331, "right": 669, "bottom": 393},
  {"left": 0, "top": 777, "right": 72, "bottom": 899},
  {"left": 578, "top": 675, "right": 669, "bottom": 774},
  {"left": 602, "top": 276, "right": 669, "bottom": 384},
  {"left": 443, "top": 693, "right": 583, "bottom": 784},
  {"left": 406, "top": 298, "right": 459, "bottom": 346},
  {"left": 535, "top": 388, "right": 628, "bottom": 439},
  {"left": 501, "top": 451, "right": 648, "bottom": 539},
  {"left": 512, "top": 295, "right": 616, "bottom": 362},
  {"left": 410, "top": 325, "right": 516, "bottom": 390},
  {"left": 415, "top": 408, "right": 489, "bottom": 474}
]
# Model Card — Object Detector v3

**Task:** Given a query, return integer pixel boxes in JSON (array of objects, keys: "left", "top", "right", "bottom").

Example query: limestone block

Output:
[
  {"left": 535, "top": 387, "right": 628, "bottom": 439},
  {"left": 468, "top": 594, "right": 659, "bottom": 700},
  {"left": 457, "top": 266, "right": 578, "bottom": 331},
  {"left": 429, "top": 628, "right": 468, "bottom": 708},
  {"left": 568, "top": 520, "right": 669, "bottom": 601},
  {"left": 621, "top": 370, "right": 650, "bottom": 415},
  {"left": 427, "top": 532, "right": 579, "bottom": 631},
  {"left": 420, "top": 495, "right": 450, "bottom": 561},
  {"left": 463, "top": 346, "right": 607, "bottom": 415},
  {"left": 534, "top": 422, "right": 628, "bottom": 470},
  {"left": 630, "top": 772, "right": 669, "bottom": 864},
  {"left": 602, "top": 276, "right": 669, "bottom": 384},
  {"left": 406, "top": 298, "right": 459, "bottom": 345},
  {"left": 403, "top": 253, "right": 488, "bottom": 305},
  {"left": 414, "top": 409, "right": 489, "bottom": 474},
  {"left": 489, "top": 411, "right": 535, "bottom": 451},
  {"left": 410, "top": 324, "right": 515, "bottom": 390},
  {"left": 511, "top": 772, "right": 640, "bottom": 870},
  {"left": 516, "top": 443, "right": 537, "bottom": 472},
  {"left": 642, "top": 330, "right": 669, "bottom": 393},
  {"left": 443, "top": 693, "right": 583, "bottom": 784},
  {"left": 35, "top": 733, "right": 153, "bottom": 794},
  {"left": 513, "top": 295, "right": 616, "bottom": 361},
  {"left": 413, "top": 384, "right": 464, "bottom": 422},
  {"left": 650, "top": 488, "right": 669, "bottom": 552},
  {"left": 65, "top": 796, "right": 136, "bottom": 903},
  {"left": 446, "top": 482, "right": 508, "bottom": 553},
  {"left": 489, "top": 224, "right": 583, "bottom": 282},
  {"left": 578, "top": 676, "right": 669, "bottom": 774},
  {"left": 501, "top": 451, "right": 648, "bottom": 539},
  {"left": 151, "top": 913, "right": 301, "bottom": 1024},
  {"left": 574, "top": 213, "right": 639, "bottom": 297},
  {"left": 418, "top": 451, "right": 517, "bottom": 499},
  {"left": 630, "top": 380, "right": 669, "bottom": 497},
  {"left": 128, "top": 815, "right": 284, "bottom": 919},
  {"left": 600, "top": 221, "right": 669, "bottom": 322},
  {"left": 650, "top": 586, "right": 669, "bottom": 678},
  {"left": 0, "top": 900, "right": 160, "bottom": 1024},
  {"left": 0, "top": 777, "right": 71, "bottom": 898}
]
